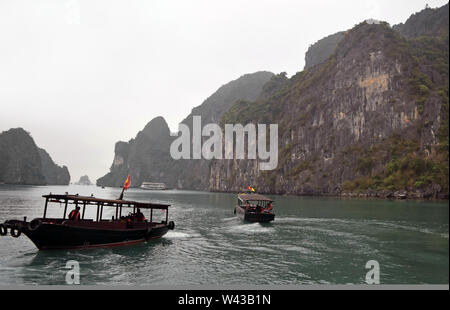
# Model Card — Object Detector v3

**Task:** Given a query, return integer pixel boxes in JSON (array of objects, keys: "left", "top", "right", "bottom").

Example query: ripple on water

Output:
[
  {"left": 367, "top": 220, "right": 449, "bottom": 236},
  {"left": 275, "top": 217, "right": 356, "bottom": 224},
  {"left": 273, "top": 245, "right": 319, "bottom": 255}
]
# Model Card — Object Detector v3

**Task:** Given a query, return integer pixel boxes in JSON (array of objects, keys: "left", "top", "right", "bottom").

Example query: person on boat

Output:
[
  {"left": 68, "top": 206, "right": 81, "bottom": 221},
  {"left": 135, "top": 208, "right": 146, "bottom": 222},
  {"left": 267, "top": 202, "right": 273, "bottom": 212},
  {"left": 256, "top": 204, "right": 263, "bottom": 213}
]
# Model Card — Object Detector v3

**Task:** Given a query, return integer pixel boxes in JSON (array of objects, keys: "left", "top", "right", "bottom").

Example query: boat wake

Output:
[
  {"left": 221, "top": 217, "right": 238, "bottom": 222},
  {"left": 226, "top": 223, "right": 275, "bottom": 234},
  {"left": 165, "top": 231, "right": 191, "bottom": 239}
]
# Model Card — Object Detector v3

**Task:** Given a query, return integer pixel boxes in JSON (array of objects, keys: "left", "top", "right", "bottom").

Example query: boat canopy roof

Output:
[
  {"left": 238, "top": 193, "right": 273, "bottom": 202},
  {"left": 42, "top": 194, "right": 170, "bottom": 210}
]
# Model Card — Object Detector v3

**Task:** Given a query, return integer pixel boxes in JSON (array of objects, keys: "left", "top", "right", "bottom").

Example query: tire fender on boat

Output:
[
  {"left": 28, "top": 219, "right": 42, "bottom": 231},
  {"left": 10, "top": 226, "right": 21, "bottom": 238},
  {"left": 168, "top": 221, "right": 175, "bottom": 230},
  {"left": 0, "top": 223, "right": 7, "bottom": 236}
]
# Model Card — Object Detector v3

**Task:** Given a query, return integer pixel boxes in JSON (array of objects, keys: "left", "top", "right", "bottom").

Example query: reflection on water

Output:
[{"left": 0, "top": 184, "right": 448, "bottom": 285}]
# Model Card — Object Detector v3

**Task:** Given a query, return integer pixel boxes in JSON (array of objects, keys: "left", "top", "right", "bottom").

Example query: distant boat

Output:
[
  {"left": 140, "top": 182, "right": 167, "bottom": 190},
  {"left": 234, "top": 193, "right": 275, "bottom": 223}
]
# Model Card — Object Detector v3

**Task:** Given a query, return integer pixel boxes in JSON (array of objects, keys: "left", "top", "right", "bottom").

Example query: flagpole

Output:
[
  {"left": 118, "top": 187, "right": 125, "bottom": 200},
  {"left": 119, "top": 175, "right": 130, "bottom": 200}
]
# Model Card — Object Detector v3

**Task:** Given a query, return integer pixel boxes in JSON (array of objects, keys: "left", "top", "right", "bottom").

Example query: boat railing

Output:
[{"left": 41, "top": 194, "right": 171, "bottom": 224}]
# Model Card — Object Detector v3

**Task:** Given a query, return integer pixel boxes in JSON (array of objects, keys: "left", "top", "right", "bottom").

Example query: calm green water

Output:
[{"left": 0, "top": 184, "right": 448, "bottom": 285}]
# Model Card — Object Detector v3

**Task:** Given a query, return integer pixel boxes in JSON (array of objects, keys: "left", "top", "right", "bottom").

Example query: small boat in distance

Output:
[
  {"left": 234, "top": 193, "right": 275, "bottom": 223},
  {"left": 140, "top": 182, "right": 167, "bottom": 190},
  {"left": 0, "top": 193, "right": 175, "bottom": 250}
]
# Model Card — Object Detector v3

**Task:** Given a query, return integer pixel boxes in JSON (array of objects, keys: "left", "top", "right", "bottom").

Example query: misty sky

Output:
[{"left": 0, "top": 0, "right": 448, "bottom": 183}]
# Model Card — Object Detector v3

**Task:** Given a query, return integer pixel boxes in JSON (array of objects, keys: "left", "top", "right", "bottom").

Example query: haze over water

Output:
[{"left": 0, "top": 184, "right": 448, "bottom": 285}]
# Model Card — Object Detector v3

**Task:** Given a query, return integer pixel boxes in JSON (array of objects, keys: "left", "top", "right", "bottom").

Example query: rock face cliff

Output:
[
  {"left": 0, "top": 128, "right": 70, "bottom": 185},
  {"left": 304, "top": 31, "right": 345, "bottom": 69},
  {"left": 96, "top": 72, "right": 274, "bottom": 189},
  {"left": 38, "top": 148, "right": 71, "bottom": 185},
  {"left": 393, "top": 3, "right": 449, "bottom": 38},
  {"left": 96, "top": 116, "right": 178, "bottom": 188},
  {"left": 76, "top": 175, "right": 92, "bottom": 185},
  {"left": 98, "top": 4, "right": 448, "bottom": 198},
  {"left": 212, "top": 18, "right": 449, "bottom": 198},
  {"left": 176, "top": 71, "right": 274, "bottom": 189},
  {"left": 304, "top": 3, "right": 449, "bottom": 69}
]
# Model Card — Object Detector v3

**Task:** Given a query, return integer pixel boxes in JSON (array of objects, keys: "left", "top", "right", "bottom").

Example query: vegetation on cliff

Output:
[
  {"left": 97, "top": 72, "right": 274, "bottom": 189},
  {"left": 98, "top": 3, "right": 449, "bottom": 199},
  {"left": 216, "top": 9, "right": 449, "bottom": 198}
]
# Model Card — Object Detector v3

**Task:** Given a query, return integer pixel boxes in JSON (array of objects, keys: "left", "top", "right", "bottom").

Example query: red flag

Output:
[{"left": 123, "top": 175, "right": 131, "bottom": 190}]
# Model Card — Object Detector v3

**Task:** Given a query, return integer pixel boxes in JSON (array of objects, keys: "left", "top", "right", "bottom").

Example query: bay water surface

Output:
[{"left": 0, "top": 184, "right": 448, "bottom": 285}]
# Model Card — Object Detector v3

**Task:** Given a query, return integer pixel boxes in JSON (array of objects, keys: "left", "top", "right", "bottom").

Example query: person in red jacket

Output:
[
  {"left": 68, "top": 206, "right": 81, "bottom": 220},
  {"left": 135, "top": 208, "right": 146, "bottom": 222}
]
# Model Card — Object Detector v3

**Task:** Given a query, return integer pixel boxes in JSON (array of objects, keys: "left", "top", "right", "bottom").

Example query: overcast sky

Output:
[{"left": 0, "top": 0, "right": 448, "bottom": 183}]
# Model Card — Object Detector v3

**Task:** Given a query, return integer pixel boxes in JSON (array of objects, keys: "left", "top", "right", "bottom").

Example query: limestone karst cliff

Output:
[
  {"left": 0, "top": 128, "right": 70, "bottom": 185},
  {"left": 38, "top": 148, "right": 70, "bottom": 185},
  {"left": 211, "top": 18, "right": 448, "bottom": 198},
  {"left": 76, "top": 175, "right": 92, "bottom": 185},
  {"left": 304, "top": 31, "right": 346, "bottom": 69},
  {"left": 304, "top": 3, "right": 449, "bottom": 70},
  {"left": 96, "top": 116, "right": 178, "bottom": 188},
  {"left": 393, "top": 3, "right": 449, "bottom": 38},
  {"left": 97, "top": 4, "right": 449, "bottom": 198},
  {"left": 96, "top": 72, "right": 275, "bottom": 189}
]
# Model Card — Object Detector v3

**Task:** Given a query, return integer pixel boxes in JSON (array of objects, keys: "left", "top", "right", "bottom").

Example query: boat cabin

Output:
[
  {"left": 41, "top": 193, "right": 171, "bottom": 224},
  {"left": 1, "top": 193, "right": 175, "bottom": 250},
  {"left": 235, "top": 193, "right": 275, "bottom": 222},
  {"left": 237, "top": 193, "right": 274, "bottom": 211}
]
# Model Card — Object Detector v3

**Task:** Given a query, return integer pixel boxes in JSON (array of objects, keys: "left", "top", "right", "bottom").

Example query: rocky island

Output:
[
  {"left": 97, "top": 4, "right": 449, "bottom": 199},
  {"left": 75, "top": 175, "right": 92, "bottom": 186},
  {"left": 0, "top": 128, "right": 70, "bottom": 185}
]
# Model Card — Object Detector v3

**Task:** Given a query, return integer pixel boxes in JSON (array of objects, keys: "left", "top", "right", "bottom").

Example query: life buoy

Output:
[
  {"left": 168, "top": 221, "right": 175, "bottom": 230},
  {"left": 28, "top": 219, "right": 42, "bottom": 231},
  {"left": 10, "top": 226, "right": 21, "bottom": 238},
  {"left": 0, "top": 223, "right": 7, "bottom": 236}
]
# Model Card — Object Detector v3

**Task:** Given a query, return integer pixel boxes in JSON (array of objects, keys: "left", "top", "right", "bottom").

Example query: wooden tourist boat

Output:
[
  {"left": 0, "top": 194, "right": 175, "bottom": 250},
  {"left": 234, "top": 193, "right": 275, "bottom": 223}
]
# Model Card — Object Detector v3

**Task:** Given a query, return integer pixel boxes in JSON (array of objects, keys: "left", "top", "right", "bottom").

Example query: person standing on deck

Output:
[
  {"left": 136, "top": 208, "right": 146, "bottom": 222},
  {"left": 68, "top": 206, "right": 81, "bottom": 220}
]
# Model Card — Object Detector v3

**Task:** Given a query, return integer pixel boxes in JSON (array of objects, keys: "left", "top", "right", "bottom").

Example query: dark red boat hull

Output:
[
  {"left": 235, "top": 205, "right": 275, "bottom": 223},
  {"left": 5, "top": 219, "right": 171, "bottom": 250}
]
